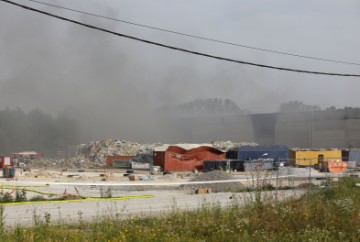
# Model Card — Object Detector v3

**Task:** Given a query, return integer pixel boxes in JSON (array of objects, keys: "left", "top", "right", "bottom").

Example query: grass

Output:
[{"left": 1, "top": 177, "right": 360, "bottom": 241}]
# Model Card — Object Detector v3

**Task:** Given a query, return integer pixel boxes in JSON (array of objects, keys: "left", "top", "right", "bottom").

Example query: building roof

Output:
[
  {"left": 11, "top": 151, "right": 40, "bottom": 156},
  {"left": 154, "top": 143, "right": 214, "bottom": 152}
]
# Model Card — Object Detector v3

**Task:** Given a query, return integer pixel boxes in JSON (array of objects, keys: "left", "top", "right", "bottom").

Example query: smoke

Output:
[{"left": 0, "top": 0, "right": 359, "bottom": 143}]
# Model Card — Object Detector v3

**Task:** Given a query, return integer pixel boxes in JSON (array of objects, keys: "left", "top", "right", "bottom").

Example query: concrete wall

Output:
[
  {"left": 272, "top": 109, "right": 360, "bottom": 148},
  {"left": 157, "top": 108, "right": 360, "bottom": 149}
]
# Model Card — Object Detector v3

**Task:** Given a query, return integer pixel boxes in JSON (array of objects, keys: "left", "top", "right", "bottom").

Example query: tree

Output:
[{"left": 279, "top": 101, "right": 321, "bottom": 113}]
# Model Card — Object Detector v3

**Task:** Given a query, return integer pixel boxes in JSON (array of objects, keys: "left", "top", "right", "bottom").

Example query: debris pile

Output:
[
  {"left": 75, "top": 139, "right": 158, "bottom": 164},
  {"left": 179, "top": 170, "right": 244, "bottom": 193},
  {"left": 212, "top": 141, "right": 258, "bottom": 152}
]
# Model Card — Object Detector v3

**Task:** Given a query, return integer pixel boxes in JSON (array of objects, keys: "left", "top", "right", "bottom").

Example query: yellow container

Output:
[{"left": 289, "top": 150, "right": 342, "bottom": 167}]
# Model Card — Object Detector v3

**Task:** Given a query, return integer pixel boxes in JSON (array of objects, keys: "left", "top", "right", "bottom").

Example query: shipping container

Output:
[
  {"left": 106, "top": 155, "right": 135, "bottom": 168},
  {"left": 237, "top": 145, "right": 289, "bottom": 164},
  {"left": 3, "top": 166, "right": 15, "bottom": 178},
  {"left": 226, "top": 150, "right": 238, "bottom": 159},
  {"left": 203, "top": 160, "right": 244, "bottom": 172},
  {"left": 349, "top": 150, "right": 360, "bottom": 166},
  {"left": 342, "top": 150, "right": 350, "bottom": 161},
  {"left": 244, "top": 159, "right": 273, "bottom": 171},
  {"left": 321, "top": 160, "right": 348, "bottom": 173},
  {"left": 289, "top": 149, "right": 342, "bottom": 167}
]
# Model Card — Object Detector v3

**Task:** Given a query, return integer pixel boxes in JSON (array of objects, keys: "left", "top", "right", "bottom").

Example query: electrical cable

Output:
[
  {"left": 1, "top": 0, "right": 360, "bottom": 77},
  {"left": 25, "top": 0, "right": 360, "bottom": 66}
]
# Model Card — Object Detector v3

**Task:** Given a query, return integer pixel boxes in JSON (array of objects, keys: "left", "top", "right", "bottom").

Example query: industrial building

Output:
[
  {"left": 157, "top": 108, "right": 360, "bottom": 149},
  {"left": 153, "top": 144, "right": 225, "bottom": 172}
]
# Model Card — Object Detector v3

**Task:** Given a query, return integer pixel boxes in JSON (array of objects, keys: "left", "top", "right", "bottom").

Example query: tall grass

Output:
[{"left": 2, "top": 177, "right": 360, "bottom": 241}]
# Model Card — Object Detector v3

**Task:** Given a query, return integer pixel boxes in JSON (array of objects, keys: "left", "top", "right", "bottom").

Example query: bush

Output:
[
  {"left": 15, "top": 189, "right": 27, "bottom": 202},
  {"left": 0, "top": 192, "right": 13, "bottom": 203},
  {"left": 30, "top": 195, "right": 45, "bottom": 201}
]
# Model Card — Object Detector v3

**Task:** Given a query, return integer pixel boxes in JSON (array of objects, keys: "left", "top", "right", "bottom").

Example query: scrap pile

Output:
[
  {"left": 25, "top": 157, "right": 106, "bottom": 169},
  {"left": 75, "top": 139, "right": 158, "bottom": 165},
  {"left": 212, "top": 141, "right": 258, "bottom": 152}
]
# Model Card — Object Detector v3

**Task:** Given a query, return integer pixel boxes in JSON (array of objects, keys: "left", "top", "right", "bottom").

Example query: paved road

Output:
[{"left": 2, "top": 189, "right": 304, "bottom": 228}]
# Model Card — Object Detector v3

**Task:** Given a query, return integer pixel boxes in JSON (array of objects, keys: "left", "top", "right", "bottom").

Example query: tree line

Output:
[{"left": 0, "top": 108, "right": 80, "bottom": 157}]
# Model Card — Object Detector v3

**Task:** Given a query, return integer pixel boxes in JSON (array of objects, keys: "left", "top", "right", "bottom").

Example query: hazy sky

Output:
[{"left": 1, "top": 0, "right": 360, "bottom": 141}]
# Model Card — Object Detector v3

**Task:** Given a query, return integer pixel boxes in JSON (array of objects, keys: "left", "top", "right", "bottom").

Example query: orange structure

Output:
[
  {"left": 321, "top": 160, "right": 348, "bottom": 173},
  {"left": 153, "top": 144, "right": 225, "bottom": 172}
]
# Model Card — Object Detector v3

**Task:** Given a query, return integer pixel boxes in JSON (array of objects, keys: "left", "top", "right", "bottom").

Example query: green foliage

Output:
[
  {"left": 3, "top": 177, "right": 360, "bottom": 241},
  {"left": 0, "top": 191, "right": 13, "bottom": 203},
  {"left": 29, "top": 195, "right": 45, "bottom": 201},
  {"left": 15, "top": 189, "right": 27, "bottom": 202},
  {"left": 0, "top": 205, "right": 5, "bottom": 234}
]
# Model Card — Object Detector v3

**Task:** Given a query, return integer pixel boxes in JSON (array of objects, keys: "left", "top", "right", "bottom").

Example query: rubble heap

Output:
[
  {"left": 212, "top": 140, "right": 258, "bottom": 152},
  {"left": 179, "top": 170, "right": 244, "bottom": 193},
  {"left": 75, "top": 139, "right": 158, "bottom": 164}
]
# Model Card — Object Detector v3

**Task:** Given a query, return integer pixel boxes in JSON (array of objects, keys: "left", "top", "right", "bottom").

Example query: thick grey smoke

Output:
[{"left": 0, "top": 0, "right": 359, "bottom": 143}]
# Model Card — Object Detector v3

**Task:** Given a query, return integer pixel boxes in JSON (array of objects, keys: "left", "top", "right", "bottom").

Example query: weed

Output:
[
  {"left": 30, "top": 195, "right": 45, "bottom": 201},
  {"left": 44, "top": 212, "right": 51, "bottom": 226},
  {"left": 0, "top": 205, "right": 5, "bottom": 234},
  {"left": 0, "top": 191, "right": 13, "bottom": 203},
  {"left": 2, "top": 177, "right": 360, "bottom": 241},
  {"left": 15, "top": 189, "right": 27, "bottom": 202},
  {"left": 32, "top": 209, "right": 41, "bottom": 226},
  {"left": 77, "top": 211, "right": 84, "bottom": 227}
]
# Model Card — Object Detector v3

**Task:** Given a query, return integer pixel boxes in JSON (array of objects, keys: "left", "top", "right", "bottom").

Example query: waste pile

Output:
[
  {"left": 179, "top": 170, "right": 244, "bottom": 193},
  {"left": 25, "top": 158, "right": 76, "bottom": 169},
  {"left": 212, "top": 141, "right": 258, "bottom": 152},
  {"left": 75, "top": 139, "right": 159, "bottom": 165},
  {"left": 23, "top": 158, "right": 90, "bottom": 169}
]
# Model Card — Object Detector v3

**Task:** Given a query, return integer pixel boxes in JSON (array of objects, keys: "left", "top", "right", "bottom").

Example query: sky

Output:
[{"left": 0, "top": 0, "right": 360, "bottom": 142}]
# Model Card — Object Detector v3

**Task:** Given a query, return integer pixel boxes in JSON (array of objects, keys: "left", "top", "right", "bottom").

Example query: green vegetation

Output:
[{"left": 2, "top": 177, "right": 360, "bottom": 241}]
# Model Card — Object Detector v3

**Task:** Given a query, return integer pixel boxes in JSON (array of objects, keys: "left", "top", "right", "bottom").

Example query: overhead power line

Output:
[
  {"left": 1, "top": 0, "right": 360, "bottom": 77},
  {"left": 25, "top": 0, "right": 360, "bottom": 66}
]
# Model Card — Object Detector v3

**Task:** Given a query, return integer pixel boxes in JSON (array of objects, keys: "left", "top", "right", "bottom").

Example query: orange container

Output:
[{"left": 323, "top": 161, "right": 348, "bottom": 173}]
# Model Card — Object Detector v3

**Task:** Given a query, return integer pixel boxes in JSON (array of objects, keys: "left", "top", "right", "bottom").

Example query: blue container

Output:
[
  {"left": 342, "top": 150, "right": 350, "bottom": 161},
  {"left": 2, "top": 166, "right": 15, "bottom": 178},
  {"left": 238, "top": 145, "right": 289, "bottom": 163},
  {"left": 349, "top": 150, "right": 360, "bottom": 166},
  {"left": 10, "top": 166, "right": 15, "bottom": 177}
]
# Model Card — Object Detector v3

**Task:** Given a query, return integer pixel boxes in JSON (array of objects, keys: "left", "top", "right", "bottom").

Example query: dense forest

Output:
[{"left": 0, "top": 108, "right": 80, "bottom": 157}]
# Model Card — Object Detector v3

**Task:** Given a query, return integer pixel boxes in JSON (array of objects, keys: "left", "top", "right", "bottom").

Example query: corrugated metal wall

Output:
[
  {"left": 289, "top": 150, "right": 342, "bottom": 166},
  {"left": 154, "top": 146, "right": 225, "bottom": 171},
  {"left": 349, "top": 150, "right": 360, "bottom": 165},
  {"left": 237, "top": 145, "right": 289, "bottom": 162}
]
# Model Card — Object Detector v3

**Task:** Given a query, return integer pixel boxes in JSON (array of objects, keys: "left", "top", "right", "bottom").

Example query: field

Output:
[{"left": 0, "top": 168, "right": 359, "bottom": 241}]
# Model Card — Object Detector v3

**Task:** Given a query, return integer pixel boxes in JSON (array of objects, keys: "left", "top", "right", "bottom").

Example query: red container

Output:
[{"left": 0, "top": 156, "right": 13, "bottom": 168}]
